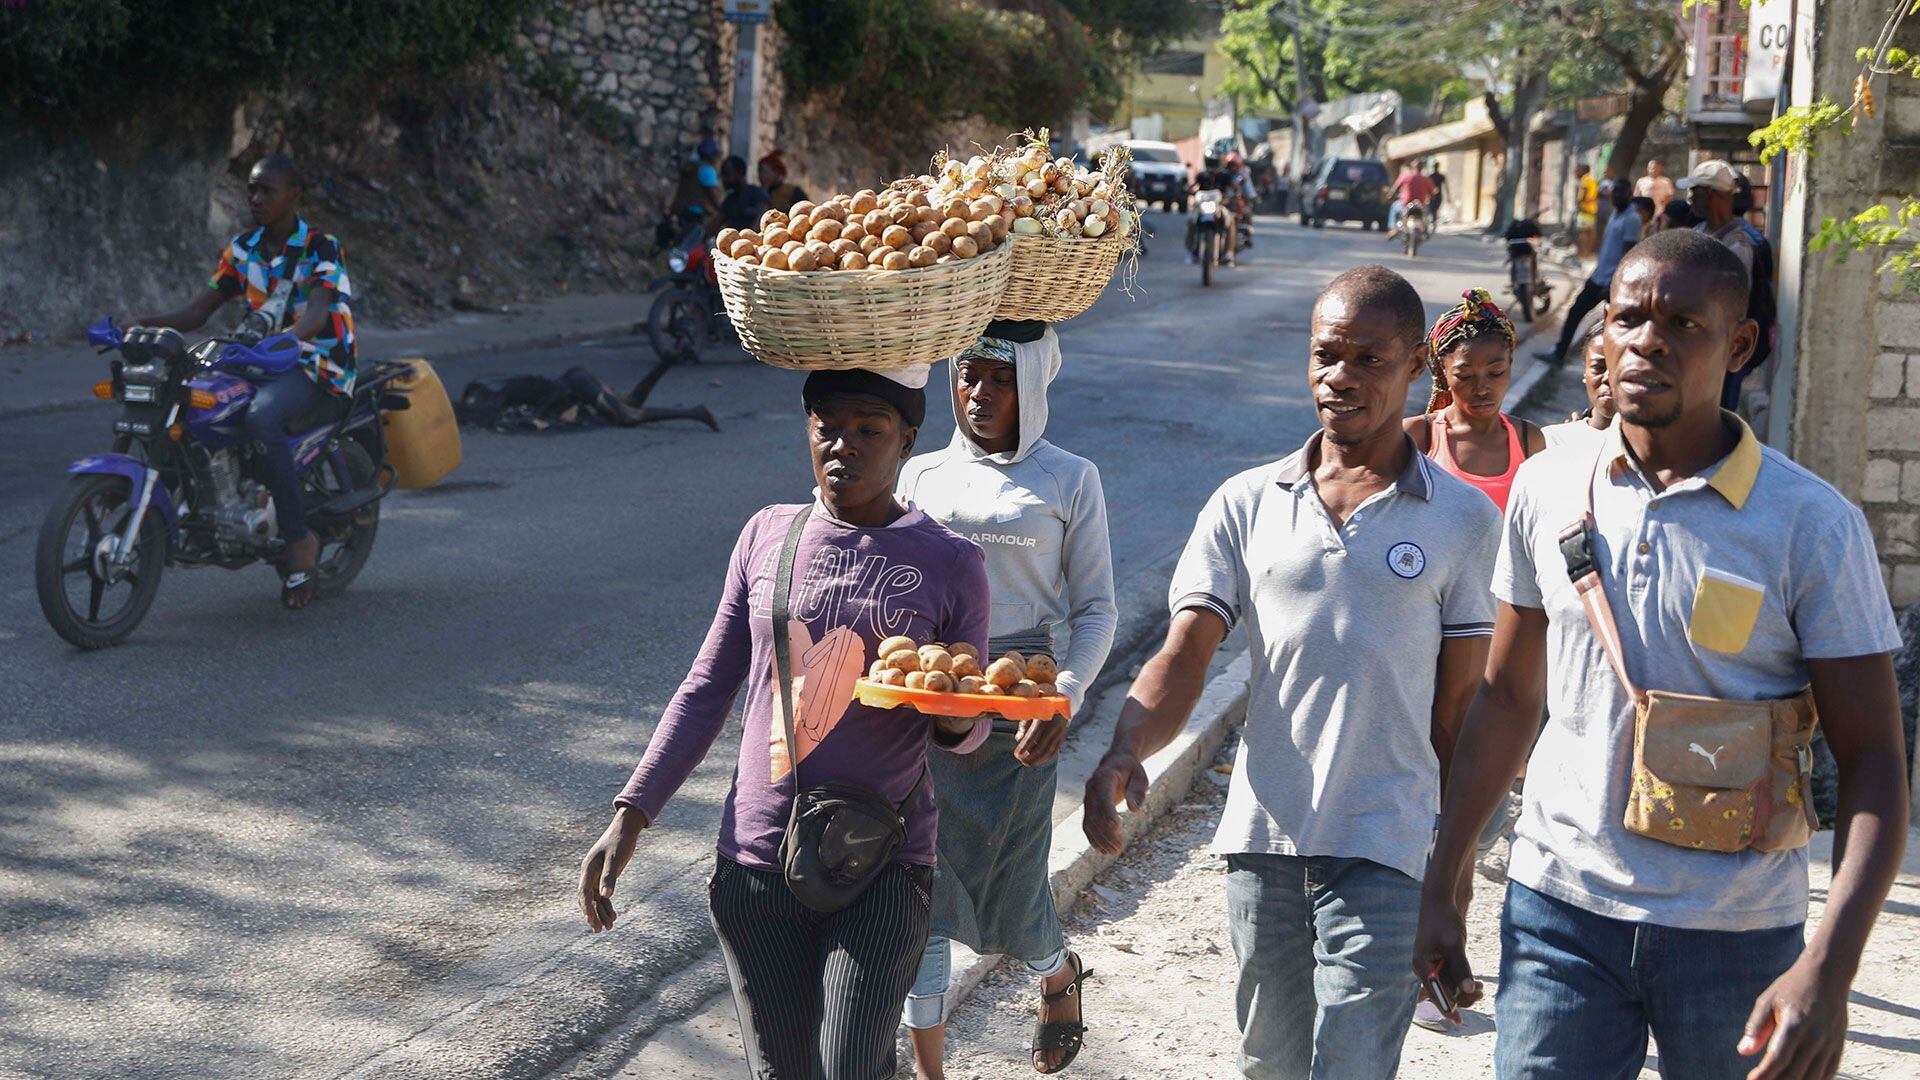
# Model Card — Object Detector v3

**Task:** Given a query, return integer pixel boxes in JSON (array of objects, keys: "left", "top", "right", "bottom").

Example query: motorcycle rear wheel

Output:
[
  {"left": 35, "top": 474, "right": 165, "bottom": 649},
  {"left": 1514, "top": 282, "right": 1533, "bottom": 322},
  {"left": 304, "top": 440, "right": 379, "bottom": 599},
  {"left": 647, "top": 286, "right": 706, "bottom": 365}
]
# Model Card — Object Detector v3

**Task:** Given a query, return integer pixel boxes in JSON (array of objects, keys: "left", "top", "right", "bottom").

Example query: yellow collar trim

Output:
[{"left": 1605, "top": 412, "right": 1761, "bottom": 510}]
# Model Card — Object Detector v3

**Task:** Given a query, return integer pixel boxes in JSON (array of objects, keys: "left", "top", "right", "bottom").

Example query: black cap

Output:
[
  {"left": 801, "top": 368, "right": 926, "bottom": 428},
  {"left": 984, "top": 318, "right": 1047, "bottom": 343}
]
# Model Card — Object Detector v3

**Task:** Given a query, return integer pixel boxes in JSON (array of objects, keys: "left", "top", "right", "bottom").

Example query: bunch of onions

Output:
[
  {"left": 712, "top": 184, "right": 1010, "bottom": 273},
  {"left": 906, "top": 136, "right": 1140, "bottom": 243}
]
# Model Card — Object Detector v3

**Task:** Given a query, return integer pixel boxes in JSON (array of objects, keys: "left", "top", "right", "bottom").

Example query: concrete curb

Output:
[{"left": 933, "top": 650, "right": 1251, "bottom": 1034}]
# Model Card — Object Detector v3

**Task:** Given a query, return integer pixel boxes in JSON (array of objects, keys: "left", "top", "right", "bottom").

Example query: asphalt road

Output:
[{"left": 0, "top": 214, "right": 1544, "bottom": 1079}]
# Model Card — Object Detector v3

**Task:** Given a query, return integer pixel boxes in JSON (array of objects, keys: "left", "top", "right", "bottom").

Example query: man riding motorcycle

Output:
[
  {"left": 1386, "top": 161, "right": 1437, "bottom": 238},
  {"left": 1186, "top": 155, "right": 1238, "bottom": 267},
  {"left": 133, "top": 154, "right": 355, "bottom": 610}
]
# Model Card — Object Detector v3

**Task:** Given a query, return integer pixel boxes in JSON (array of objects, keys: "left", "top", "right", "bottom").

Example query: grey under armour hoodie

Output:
[{"left": 896, "top": 328, "right": 1118, "bottom": 716}]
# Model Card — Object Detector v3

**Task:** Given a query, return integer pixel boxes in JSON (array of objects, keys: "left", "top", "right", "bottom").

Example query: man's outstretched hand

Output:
[
  {"left": 1082, "top": 750, "right": 1149, "bottom": 855},
  {"left": 578, "top": 806, "right": 645, "bottom": 932}
]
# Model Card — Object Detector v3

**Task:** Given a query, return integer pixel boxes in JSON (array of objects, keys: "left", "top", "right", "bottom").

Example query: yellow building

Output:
[{"left": 1118, "top": 36, "right": 1285, "bottom": 144}]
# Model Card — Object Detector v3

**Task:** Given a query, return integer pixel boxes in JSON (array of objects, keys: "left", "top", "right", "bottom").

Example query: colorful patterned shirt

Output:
[{"left": 209, "top": 218, "right": 357, "bottom": 395}]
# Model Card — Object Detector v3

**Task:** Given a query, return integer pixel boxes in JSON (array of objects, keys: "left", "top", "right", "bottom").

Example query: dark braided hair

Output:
[{"left": 1424, "top": 287, "right": 1516, "bottom": 412}]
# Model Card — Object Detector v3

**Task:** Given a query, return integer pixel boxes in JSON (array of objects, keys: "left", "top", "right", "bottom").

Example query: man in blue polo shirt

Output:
[
  {"left": 1084, "top": 265, "right": 1503, "bottom": 1078},
  {"left": 1417, "top": 230, "right": 1907, "bottom": 1080}
]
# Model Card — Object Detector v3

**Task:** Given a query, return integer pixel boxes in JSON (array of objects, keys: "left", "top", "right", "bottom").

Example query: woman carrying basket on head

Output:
[
  {"left": 577, "top": 366, "right": 991, "bottom": 1080},
  {"left": 896, "top": 321, "right": 1119, "bottom": 1077}
]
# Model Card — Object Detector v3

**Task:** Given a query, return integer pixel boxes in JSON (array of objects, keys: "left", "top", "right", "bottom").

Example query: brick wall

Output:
[{"left": 1866, "top": 341, "right": 1920, "bottom": 607}]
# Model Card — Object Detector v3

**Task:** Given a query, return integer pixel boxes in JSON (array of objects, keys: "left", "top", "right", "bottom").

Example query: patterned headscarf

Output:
[
  {"left": 958, "top": 335, "right": 1017, "bottom": 366},
  {"left": 1424, "top": 287, "right": 1516, "bottom": 412}
]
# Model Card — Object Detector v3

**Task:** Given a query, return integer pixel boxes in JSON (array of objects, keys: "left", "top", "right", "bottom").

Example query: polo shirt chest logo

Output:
[{"left": 1387, "top": 541, "right": 1426, "bottom": 579}]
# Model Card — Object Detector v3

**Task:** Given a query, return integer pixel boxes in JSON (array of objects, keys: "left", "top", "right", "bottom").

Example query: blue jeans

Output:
[
  {"left": 243, "top": 367, "right": 328, "bottom": 543},
  {"left": 1226, "top": 853, "right": 1420, "bottom": 1080},
  {"left": 1496, "top": 881, "right": 1805, "bottom": 1079},
  {"left": 903, "top": 935, "right": 1067, "bottom": 1029}
]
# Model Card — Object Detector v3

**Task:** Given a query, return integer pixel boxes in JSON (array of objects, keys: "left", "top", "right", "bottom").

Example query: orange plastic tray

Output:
[{"left": 853, "top": 679, "right": 1069, "bottom": 721}]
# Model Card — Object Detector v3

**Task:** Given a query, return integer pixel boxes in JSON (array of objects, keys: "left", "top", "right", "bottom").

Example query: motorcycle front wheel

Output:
[
  {"left": 1200, "top": 231, "right": 1216, "bottom": 286},
  {"left": 646, "top": 286, "right": 706, "bottom": 365},
  {"left": 35, "top": 473, "right": 166, "bottom": 649}
]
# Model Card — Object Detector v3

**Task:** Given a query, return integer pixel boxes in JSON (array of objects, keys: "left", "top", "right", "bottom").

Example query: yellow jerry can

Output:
[{"left": 381, "top": 358, "right": 462, "bottom": 489}]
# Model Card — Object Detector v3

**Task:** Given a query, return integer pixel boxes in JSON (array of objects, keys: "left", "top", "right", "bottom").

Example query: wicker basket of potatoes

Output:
[{"left": 853, "top": 637, "right": 1068, "bottom": 721}]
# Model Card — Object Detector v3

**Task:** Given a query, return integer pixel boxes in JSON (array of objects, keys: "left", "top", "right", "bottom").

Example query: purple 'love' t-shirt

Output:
[{"left": 617, "top": 503, "right": 991, "bottom": 869}]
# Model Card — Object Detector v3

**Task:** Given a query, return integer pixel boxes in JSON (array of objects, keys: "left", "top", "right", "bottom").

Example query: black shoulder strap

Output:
[
  {"left": 772, "top": 504, "right": 811, "bottom": 796},
  {"left": 771, "top": 502, "right": 927, "bottom": 819}
]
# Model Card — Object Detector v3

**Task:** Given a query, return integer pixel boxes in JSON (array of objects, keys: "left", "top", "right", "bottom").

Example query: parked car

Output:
[
  {"left": 1124, "top": 140, "right": 1191, "bottom": 213},
  {"left": 1298, "top": 158, "right": 1391, "bottom": 230}
]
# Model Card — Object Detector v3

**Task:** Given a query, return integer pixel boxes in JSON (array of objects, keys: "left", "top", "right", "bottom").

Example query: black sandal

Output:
[{"left": 1031, "top": 952, "right": 1091, "bottom": 1074}]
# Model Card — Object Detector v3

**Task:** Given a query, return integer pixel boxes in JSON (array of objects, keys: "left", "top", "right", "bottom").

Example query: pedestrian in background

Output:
[
  {"left": 577, "top": 367, "right": 993, "bottom": 1080},
  {"left": 1680, "top": 159, "right": 1755, "bottom": 275},
  {"left": 1541, "top": 321, "right": 1616, "bottom": 451},
  {"left": 1426, "top": 161, "right": 1448, "bottom": 223},
  {"left": 897, "top": 321, "right": 1118, "bottom": 1077},
  {"left": 1084, "top": 266, "right": 1502, "bottom": 1079},
  {"left": 1415, "top": 229, "right": 1909, "bottom": 1080},
  {"left": 1537, "top": 196, "right": 1654, "bottom": 365},
  {"left": 1405, "top": 288, "right": 1547, "bottom": 515},
  {"left": 1574, "top": 164, "right": 1599, "bottom": 257},
  {"left": 1634, "top": 159, "right": 1675, "bottom": 218}
]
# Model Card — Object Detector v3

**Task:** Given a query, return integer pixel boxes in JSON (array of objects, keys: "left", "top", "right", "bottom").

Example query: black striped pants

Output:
[{"left": 708, "top": 854, "right": 933, "bottom": 1079}]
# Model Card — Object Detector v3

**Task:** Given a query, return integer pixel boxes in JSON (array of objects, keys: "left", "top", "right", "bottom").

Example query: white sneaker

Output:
[{"left": 1412, "top": 999, "right": 1456, "bottom": 1033}]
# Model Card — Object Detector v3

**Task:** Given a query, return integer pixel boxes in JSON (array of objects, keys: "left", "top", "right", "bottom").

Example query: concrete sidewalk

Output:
[{"left": 0, "top": 291, "right": 652, "bottom": 420}]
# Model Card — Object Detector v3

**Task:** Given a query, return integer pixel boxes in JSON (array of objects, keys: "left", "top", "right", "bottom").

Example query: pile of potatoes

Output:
[
  {"left": 712, "top": 185, "right": 1010, "bottom": 274},
  {"left": 867, "top": 636, "right": 1061, "bottom": 699}
]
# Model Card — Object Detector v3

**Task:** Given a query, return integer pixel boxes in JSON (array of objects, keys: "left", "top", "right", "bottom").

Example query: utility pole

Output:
[
  {"left": 1289, "top": 0, "right": 1314, "bottom": 176},
  {"left": 724, "top": 1, "right": 771, "bottom": 161}
]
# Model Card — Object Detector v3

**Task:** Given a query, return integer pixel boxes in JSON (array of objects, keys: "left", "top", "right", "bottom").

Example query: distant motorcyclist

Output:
[
  {"left": 133, "top": 154, "right": 353, "bottom": 610},
  {"left": 1186, "top": 155, "right": 1238, "bottom": 267},
  {"left": 758, "top": 149, "right": 809, "bottom": 213},
  {"left": 668, "top": 137, "right": 725, "bottom": 229},
  {"left": 713, "top": 154, "right": 770, "bottom": 233},
  {"left": 1387, "top": 161, "right": 1437, "bottom": 238}
]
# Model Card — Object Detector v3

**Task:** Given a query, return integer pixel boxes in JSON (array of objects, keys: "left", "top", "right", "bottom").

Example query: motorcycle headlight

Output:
[{"left": 668, "top": 253, "right": 688, "bottom": 273}]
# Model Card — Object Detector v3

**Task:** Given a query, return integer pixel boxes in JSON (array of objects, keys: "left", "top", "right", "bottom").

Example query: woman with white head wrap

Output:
[{"left": 896, "top": 319, "right": 1118, "bottom": 1075}]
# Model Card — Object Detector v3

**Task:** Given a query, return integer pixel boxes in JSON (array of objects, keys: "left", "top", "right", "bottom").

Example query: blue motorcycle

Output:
[{"left": 34, "top": 316, "right": 408, "bottom": 647}]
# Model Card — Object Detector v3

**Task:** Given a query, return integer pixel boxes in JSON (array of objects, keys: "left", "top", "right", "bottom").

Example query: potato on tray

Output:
[{"left": 855, "top": 639, "right": 1068, "bottom": 721}]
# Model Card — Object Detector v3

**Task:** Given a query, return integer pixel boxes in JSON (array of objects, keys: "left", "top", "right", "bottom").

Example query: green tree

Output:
[{"left": 777, "top": 0, "right": 1203, "bottom": 131}]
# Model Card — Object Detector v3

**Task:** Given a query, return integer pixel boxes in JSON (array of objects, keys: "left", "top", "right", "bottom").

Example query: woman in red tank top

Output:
[{"left": 1403, "top": 288, "right": 1547, "bottom": 513}]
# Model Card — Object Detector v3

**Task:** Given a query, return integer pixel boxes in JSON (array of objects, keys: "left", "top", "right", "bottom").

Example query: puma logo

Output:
[{"left": 1688, "top": 742, "right": 1725, "bottom": 769}]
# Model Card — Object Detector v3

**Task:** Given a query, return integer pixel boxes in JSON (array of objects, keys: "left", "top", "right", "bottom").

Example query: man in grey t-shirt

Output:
[
  {"left": 1415, "top": 231, "right": 1909, "bottom": 1080},
  {"left": 1085, "top": 265, "right": 1501, "bottom": 1079}
]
